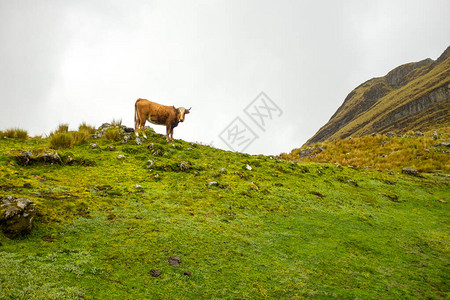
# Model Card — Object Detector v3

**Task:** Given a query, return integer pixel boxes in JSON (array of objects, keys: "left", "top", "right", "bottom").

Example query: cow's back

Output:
[{"left": 136, "top": 98, "right": 174, "bottom": 125}]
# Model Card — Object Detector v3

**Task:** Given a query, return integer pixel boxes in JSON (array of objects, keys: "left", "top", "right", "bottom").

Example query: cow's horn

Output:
[{"left": 188, "top": 107, "right": 192, "bottom": 111}]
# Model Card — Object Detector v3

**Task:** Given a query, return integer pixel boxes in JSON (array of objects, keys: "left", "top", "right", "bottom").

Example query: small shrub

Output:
[
  {"left": 78, "top": 123, "right": 96, "bottom": 134},
  {"left": 2, "top": 128, "right": 28, "bottom": 139},
  {"left": 0, "top": 131, "right": 3, "bottom": 138},
  {"left": 4, "top": 129, "right": 17, "bottom": 138},
  {"left": 55, "top": 124, "right": 69, "bottom": 134},
  {"left": 104, "top": 128, "right": 122, "bottom": 142},
  {"left": 49, "top": 132, "right": 73, "bottom": 150},
  {"left": 15, "top": 129, "right": 29, "bottom": 140},
  {"left": 110, "top": 119, "right": 122, "bottom": 128},
  {"left": 71, "top": 131, "right": 90, "bottom": 146}
]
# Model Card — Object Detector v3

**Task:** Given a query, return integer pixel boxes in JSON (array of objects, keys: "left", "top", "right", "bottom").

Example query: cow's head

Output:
[{"left": 175, "top": 106, "right": 191, "bottom": 123}]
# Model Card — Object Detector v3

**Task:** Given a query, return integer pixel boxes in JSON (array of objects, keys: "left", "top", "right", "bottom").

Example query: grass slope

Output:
[
  {"left": 283, "top": 129, "right": 450, "bottom": 174},
  {"left": 1, "top": 130, "right": 449, "bottom": 299}
]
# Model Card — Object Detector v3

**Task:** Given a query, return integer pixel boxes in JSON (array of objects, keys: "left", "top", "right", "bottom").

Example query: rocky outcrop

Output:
[
  {"left": 0, "top": 196, "right": 36, "bottom": 238},
  {"left": 14, "top": 149, "right": 62, "bottom": 166}
]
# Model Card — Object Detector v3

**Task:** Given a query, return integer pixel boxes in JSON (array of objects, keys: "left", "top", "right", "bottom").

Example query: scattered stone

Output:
[
  {"left": 135, "top": 137, "right": 143, "bottom": 145},
  {"left": 178, "top": 162, "right": 189, "bottom": 171},
  {"left": 148, "top": 143, "right": 155, "bottom": 150},
  {"left": 402, "top": 167, "right": 422, "bottom": 177},
  {"left": 385, "top": 132, "right": 396, "bottom": 137},
  {"left": 438, "top": 199, "right": 446, "bottom": 204},
  {"left": 117, "top": 154, "right": 126, "bottom": 159},
  {"left": 149, "top": 269, "right": 161, "bottom": 277},
  {"left": 184, "top": 271, "right": 191, "bottom": 277},
  {"left": 433, "top": 131, "right": 439, "bottom": 140},
  {"left": 299, "top": 146, "right": 326, "bottom": 159},
  {"left": 208, "top": 181, "right": 218, "bottom": 187},
  {"left": 152, "top": 149, "right": 162, "bottom": 156},
  {"left": 432, "top": 142, "right": 450, "bottom": 147},
  {"left": 168, "top": 256, "right": 181, "bottom": 267},
  {"left": 106, "top": 146, "right": 116, "bottom": 151},
  {"left": 122, "top": 135, "right": 131, "bottom": 144},
  {"left": 245, "top": 164, "right": 252, "bottom": 171},
  {"left": 124, "top": 127, "right": 135, "bottom": 133},
  {"left": 134, "top": 184, "right": 143, "bottom": 189},
  {"left": 0, "top": 196, "right": 36, "bottom": 239},
  {"left": 414, "top": 131, "right": 424, "bottom": 137},
  {"left": 220, "top": 168, "right": 226, "bottom": 173},
  {"left": 89, "top": 143, "right": 100, "bottom": 149},
  {"left": 147, "top": 160, "right": 154, "bottom": 168}
]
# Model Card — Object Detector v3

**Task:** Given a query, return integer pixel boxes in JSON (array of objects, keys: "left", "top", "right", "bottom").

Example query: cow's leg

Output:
[
  {"left": 135, "top": 121, "right": 140, "bottom": 137},
  {"left": 165, "top": 126, "right": 170, "bottom": 143},
  {"left": 170, "top": 128, "right": 174, "bottom": 142},
  {"left": 135, "top": 110, "right": 140, "bottom": 137},
  {"left": 140, "top": 119, "right": 147, "bottom": 138}
]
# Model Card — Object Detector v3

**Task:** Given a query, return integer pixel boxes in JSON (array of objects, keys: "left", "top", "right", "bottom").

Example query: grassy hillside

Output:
[
  {"left": 1, "top": 127, "right": 449, "bottom": 299},
  {"left": 307, "top": 46, "right": 450, "bottom": 144},
  {"left": 282, "top": 129, "right": 450, "bottom": 174}
]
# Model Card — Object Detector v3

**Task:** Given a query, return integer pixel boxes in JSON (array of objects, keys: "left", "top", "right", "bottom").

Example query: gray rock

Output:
[
  {"left": 385, "top": 132, "right": 396, "bottom": 137},
  {"left": 149, "top": 269, "right": 161, "bottom": 277},
  {"left": 402, "top": 167, "right": 422, "bottom": 177},
  {"left": 178, "top": 162, "right": 190, "bottom": 171},
  {"left": 122, "top": 135, "right": 131, "bottom": 144},
  {"left": 117, "top": 154, "right": 126, "bottom": 159},
  {"left": 147, "top": 160, "right": 154, "bottom": 168},
  {"left": 135, "top": 137, "right": 143, "bottom": 145},
  {"left": 15, "top": 150, "right": 61, "bottom": 166},
  {"left": 168, "top": 256, "right": 181, "bottom": 267},
  {"left": 245, "top": 164, "right": 252, "bottom": 171},
  {"left": 433, "top": 142, "right": 450, "bottom": 147},
  {"left": 89, "top": 143, "right": 100, "bottom": 149},
  {"left": 0, "top": 196, "right": 36, "bottom": 239},
  {"left": 208, "top": 181, "right": 218, "bottom": 186},
  {"left": 414, "top": 131, "right": 424, "bottom": 137}
]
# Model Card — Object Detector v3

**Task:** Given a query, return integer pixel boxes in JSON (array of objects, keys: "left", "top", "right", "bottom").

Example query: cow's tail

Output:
[{"left": 134, "top": 98, "right": 142, "bottom": 132}]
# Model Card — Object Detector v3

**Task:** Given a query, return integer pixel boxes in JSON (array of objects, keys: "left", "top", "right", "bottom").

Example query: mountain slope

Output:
[
  {"left": 1, "top": 129, "right": 449, "bottom": 298},
  {"left": 307, "top": 46, "right": 450, "bottom": 144}
]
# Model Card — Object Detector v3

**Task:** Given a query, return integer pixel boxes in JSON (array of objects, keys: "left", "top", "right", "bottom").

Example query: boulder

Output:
[
  {"left": 0, "top": 196, "right": 36, "bottom": 238},
  {"left": 15, "top": 150, "right": 62, "bottom": 166}
]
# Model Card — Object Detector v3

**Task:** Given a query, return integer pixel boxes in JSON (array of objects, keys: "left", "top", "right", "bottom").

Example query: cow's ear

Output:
[{"left": 186, "top": 107, "right": 191, "bottom": 114}]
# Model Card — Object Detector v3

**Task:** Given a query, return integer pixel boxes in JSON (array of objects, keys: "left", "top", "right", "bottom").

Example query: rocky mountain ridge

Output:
[{"left": 307, "top": 46, "right": 450, "bottom": 144}]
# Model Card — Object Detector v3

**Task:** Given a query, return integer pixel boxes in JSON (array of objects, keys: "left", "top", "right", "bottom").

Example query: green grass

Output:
[{"left": 1, "top": 130, "right": 449, "bottom": 299}]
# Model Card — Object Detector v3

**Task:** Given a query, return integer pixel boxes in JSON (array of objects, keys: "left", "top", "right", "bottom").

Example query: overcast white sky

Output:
[{"left": 1, "top": 0, "right": 449, "bottom": 155}]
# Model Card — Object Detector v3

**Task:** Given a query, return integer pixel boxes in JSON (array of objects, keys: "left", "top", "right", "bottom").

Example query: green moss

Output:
[{"left": 0, "top": 134, "right": 449, "bottom": 299}]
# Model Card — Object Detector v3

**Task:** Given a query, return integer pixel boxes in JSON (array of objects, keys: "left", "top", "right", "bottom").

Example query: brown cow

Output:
[{"left": 134, "top": 98, "right": 190, "bottom": 142}]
